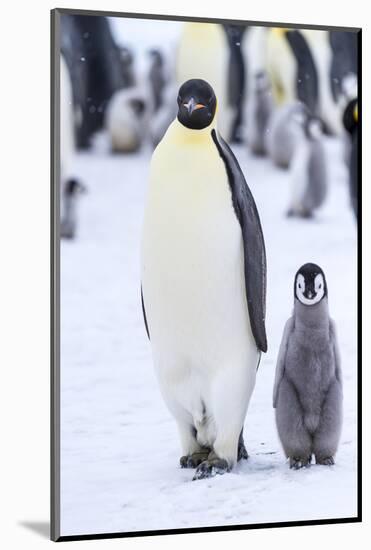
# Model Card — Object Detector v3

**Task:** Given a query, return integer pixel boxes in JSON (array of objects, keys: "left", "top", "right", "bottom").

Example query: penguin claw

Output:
[
  {"left": 180, "top": 449, "right": 210, "bottom": 469},
  {"left": 289, "top": 456, "right": 312, "bottom": 469},
  {"left": 316, "top": 456, "right": 335, "bottom": 466},
  {"left": 193, "top": 458, "right": 230, "bottom": 480}
]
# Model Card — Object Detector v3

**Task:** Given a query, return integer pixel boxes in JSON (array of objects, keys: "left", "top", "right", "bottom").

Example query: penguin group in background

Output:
[
  {"left": 266, "top": 28, "right": 318, "bottom": 115},
  {"left": 105, "top": 86, "right": 152, "bottom": 153},
  {"left": 246, "top": 71, "right": 274, "bottom": 156},
  {"left": 287, "top": 115, "right": 328, "bottom": 218},
  {"left": 266, "top": 101, "right": 308, "bottom": 168},
  {"left": 141, "top": 79, "right": 267, "bottom": 480},
  {"left": 274, "top": 263, "right": 342, "bottom": 468},
  {"left": 176, "top": 23, "right": 233, "bottom": 141},
  {"left": 343, "top": 98, "right": 358, "bottom": 219}
]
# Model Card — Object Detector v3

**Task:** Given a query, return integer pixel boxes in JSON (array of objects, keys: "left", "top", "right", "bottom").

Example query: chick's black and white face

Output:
[
  {"left": 295, "top": 264, "right": 327, "bottom": 306},
  {"left": 177, "top": 79, "right": 217, "bottom": 130}
]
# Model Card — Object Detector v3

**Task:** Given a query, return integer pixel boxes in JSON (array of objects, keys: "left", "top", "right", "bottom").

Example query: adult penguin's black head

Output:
[
  {"left": 177, "top": 79, "right": 217, "bottom": 130},
  {"left": 294, "top": 263, "right": 327, "bottom": 306}
]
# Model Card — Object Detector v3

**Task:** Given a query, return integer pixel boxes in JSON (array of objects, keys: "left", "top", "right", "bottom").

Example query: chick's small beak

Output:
[{"left": 183, "top": 97, "right": 205, "bottom": 115}]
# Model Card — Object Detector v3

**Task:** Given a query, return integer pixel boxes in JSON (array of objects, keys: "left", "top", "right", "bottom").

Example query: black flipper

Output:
[
  {"left": 141, "top": 286, "right": 150, "bottom": 340},
  {"left": 211, "top": 130, "right": 267, "bottom": 353}
]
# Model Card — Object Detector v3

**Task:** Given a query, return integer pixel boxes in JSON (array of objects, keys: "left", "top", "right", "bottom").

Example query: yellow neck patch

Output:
[{"left": 271, "top": 27, "right": 288, "bottom": 37}]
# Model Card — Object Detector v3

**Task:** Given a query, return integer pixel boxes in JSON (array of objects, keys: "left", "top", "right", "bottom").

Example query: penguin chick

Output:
[
  {"left": 105, "top": 87, "right": 149, "bottom": 153},
  {"left": 287, "top": 115, "right": 328, "bottom": 218},
  {"left": 273, "top": 263, "right": 343, "bottom": 468},
  {"left": 266, "top": 101, "right": 308, "bottom": 168},
  {"left": 141, "top": 79, "right": 267, "bottom": 480},
  {"left": 60, "top": 178, "right": 86, "bottom": 240},
  {"left": 246, "top": 71, "right": 274, "bottom": 156}
]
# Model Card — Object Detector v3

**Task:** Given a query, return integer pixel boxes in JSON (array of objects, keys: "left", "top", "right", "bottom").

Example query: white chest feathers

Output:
[{"left": 141, "top": 120, "right": 256, "bottom": 366}]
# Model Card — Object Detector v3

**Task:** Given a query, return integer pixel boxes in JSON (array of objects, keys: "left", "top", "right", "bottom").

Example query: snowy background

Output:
[{"left": 60, "top": 17, "right": 358, "bottom": 537}]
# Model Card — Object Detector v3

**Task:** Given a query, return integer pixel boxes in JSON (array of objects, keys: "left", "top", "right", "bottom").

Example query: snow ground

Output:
[{"left": 60, "top": 136, "right": 358, "bottom": 537}]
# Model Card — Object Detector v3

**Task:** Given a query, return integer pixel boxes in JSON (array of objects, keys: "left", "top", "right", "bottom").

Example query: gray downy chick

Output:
[
  {"left": 287, "top": 115, "right": 328, "bottom": 218},
  {"left": 265, "top": 101, "right": 308, "bottom": 169},
  {"left": 273, "top": 263, "right": 342, "bottom": 469}
]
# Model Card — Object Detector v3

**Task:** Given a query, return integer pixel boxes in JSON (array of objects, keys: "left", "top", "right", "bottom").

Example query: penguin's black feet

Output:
[
  {"left": 289, "top": 456, "right": 312, "bottom": 470},
  {"left": 193, "top": 453, "right": 230, "bottom": 480},
  {"left": 237, "top": 437, "right": 249, "bottom": 461},
  {"left": 315, "top": 456, "right": 335, "bottom": 466},
  {"left": 180, "top": 449, "right": 210, "bottom": 469}
]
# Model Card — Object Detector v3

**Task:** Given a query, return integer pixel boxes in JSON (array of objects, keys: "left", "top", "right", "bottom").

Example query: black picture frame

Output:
[{"left": 51, "top": 8, "right": 362, "bottom": 542}]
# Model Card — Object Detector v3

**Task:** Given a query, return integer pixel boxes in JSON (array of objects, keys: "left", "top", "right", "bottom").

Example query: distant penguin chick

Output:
[
  {"left": 246, "top": 71, "right": 274, "bottom": 156},
  {"left": 287, "top": 115, "right": 328, "bottom": 218},
  {"left": 266, "top": 101, "right": 308, "bottom": 168},
  {"left": 105, "top": 87, "right": 149, "bottom": 153},
  {"left": 273, "top": 263, "right": 343, "bottom": 469},
  {"left": 60, "top": 178, "right": 86, "bottom": 240}
]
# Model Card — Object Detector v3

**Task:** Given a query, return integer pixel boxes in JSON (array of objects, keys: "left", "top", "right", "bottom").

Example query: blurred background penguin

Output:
[{"left": 58, "top": 15, "right": 359, "bottom": 243}]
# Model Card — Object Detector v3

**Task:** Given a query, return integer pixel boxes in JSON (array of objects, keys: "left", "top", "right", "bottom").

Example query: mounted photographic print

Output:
[{"left": 51, "top": 8, "right": 361, "bottom": 542}]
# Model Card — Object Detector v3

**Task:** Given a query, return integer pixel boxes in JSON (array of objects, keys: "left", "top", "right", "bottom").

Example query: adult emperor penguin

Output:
[
  {"left": 141, "top": 79, "right": 267, "bottom": 480},
  {"left": 287, "top": 115, "right": 328, "bottom": 218},
  {"left": 273, "top": 263, "right": 342, "bottom": 468}
]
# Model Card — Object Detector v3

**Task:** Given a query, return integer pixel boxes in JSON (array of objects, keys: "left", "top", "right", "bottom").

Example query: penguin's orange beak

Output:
[{"left": 183, "top": 97, "right": 206, "bottom": 115}]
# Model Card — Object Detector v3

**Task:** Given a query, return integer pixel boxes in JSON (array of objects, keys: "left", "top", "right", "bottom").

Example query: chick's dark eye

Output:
[
  {"left": 319, "top": 284, "right": 322, "bottom": 289},
  {"left": 298, "top": 284, "right": 302, "bottom": 289}
]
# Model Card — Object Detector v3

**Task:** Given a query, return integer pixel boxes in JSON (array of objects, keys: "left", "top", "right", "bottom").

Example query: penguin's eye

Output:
[
  {"left": 319, "top": 284, "right": 322, "bottom": 289},
  {"left": 298, "top": 284, "right": 302, "bottom": 290}
]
